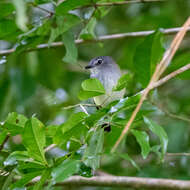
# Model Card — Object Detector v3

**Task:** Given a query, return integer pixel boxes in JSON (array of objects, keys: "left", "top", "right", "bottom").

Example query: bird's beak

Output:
[{"left": 85, "top": 65, "right": 94, "bottom": 69}]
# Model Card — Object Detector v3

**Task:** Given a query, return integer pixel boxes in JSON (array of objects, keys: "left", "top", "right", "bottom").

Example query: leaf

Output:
[
  {"left": 3, "top": 112, "right": 28, "bottom": 135},
  {"left": 79, "top": 17, "right": 97, "bottom": 40},
  {"left": 108, "top": 93, "right": 141, "bottom": 114},
  {"left": 56, "top": 0, "right": 97, "bottom": 15},
  {"left": 113, "top": 73, "right": 131, "bottom": 91},
  {"left": 144, "top": 117, "right": 168, "bottom": 160},
  {"left": 119, "top": 153, "right": 140, "bottom": 170},
  {"left": 33, "top": 169, "right": 51, "bottom": 190},
  {"left": 131, "top": 129, "right": 150, "bottom": 159},
  {"left": 52, "top": 159, "right": 80, "bottom": 182},
  {"left": 12, "top": 0, "right": 28, "bottom": 31},
  {"left": 62, "top": 31, "right": 78, "bottom": 64},
  {"left": 11, "top": 171, "right": 42, "bottom": 188},
  {"left": 4, "top": 151, "right": 32, "bottom": 166},
  {"left": 169, "top": 53, "right": 190, "bottom": 79},
  {"left": 0, "top": 19, "right": 18, "bottom": 38},
  {"left": 48, "top": 14, "right": 81, "bottom": 45},
  {"left": 133, "top": 30, "right": 164, "bottom": 87},
  {"left": 53, "top": 112, "right": 87, "bottom": 146},
  {"left": 0, "top": 130, "right": 7, "bottom": 145},
  {"left": 0, "top": 3, "right": 14, "bottom": 19},
  {"left": 22, "top": 117, "right": 47, "bottom": 165},
  {"left": 83, "top": 128, "right": 104, "bottom": 170},
  {"left": 78, "top": 78, "right": 106, "bottom": 100}
]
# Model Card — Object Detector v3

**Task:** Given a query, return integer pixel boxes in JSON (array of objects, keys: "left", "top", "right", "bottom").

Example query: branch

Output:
[
  {"left": 112, "top": 17, "right": 190, "bottom": 153},
  {"left": 1, "top": 26, "right": 190, "bottom": 56},
  {"left": 40, "top": 176, "right": 190, "bottom": 190},
  {"left": 80, "top": 0, "right": 164, "bottom": 8}
]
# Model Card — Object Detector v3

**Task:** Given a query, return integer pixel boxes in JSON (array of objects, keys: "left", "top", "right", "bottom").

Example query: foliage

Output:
[{"left": 0, "top": 0, "right": 190, "bottom": 189}]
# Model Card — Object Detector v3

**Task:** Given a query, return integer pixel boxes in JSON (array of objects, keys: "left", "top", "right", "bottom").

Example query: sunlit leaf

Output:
[
  {"left": 131, "top": 129, "right": 150, "bottom": 159},
  {"left": 22, "top": 118, "right": 47, "bottom": 165},
  {"left": 3, "top": 112, "right": 28, "bottom": 135},
  {"left": 78, "top": 78, "right": 105, "bottom": 100},
  {"left": 54, "top": 112, "right": 87, "bottom": 145},
  {"left": 52, "top": 159, "right": 80, "bottom": 182},
  {"left": 144, "top": 117, "right": 168, "bottom": 160},
  {"left": 62, "top": 31, "right": 78, "bottom": 64},
  {"left": 12, "top": 0, "right": 28, "bottom": 31},
  {"left": 4, "top": 151, "right": 31, "bottom": 166},
  {"left": 83, "top": 128, "right": 104, "bottom": 170}
]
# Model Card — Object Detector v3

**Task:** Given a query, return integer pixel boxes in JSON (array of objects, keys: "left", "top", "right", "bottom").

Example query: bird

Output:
[
  {"left": 85, "top": 56, "right": 125, "bottom": 131},
  {"left": 85, "top": 56, "right": 125, "bottom": 107}
]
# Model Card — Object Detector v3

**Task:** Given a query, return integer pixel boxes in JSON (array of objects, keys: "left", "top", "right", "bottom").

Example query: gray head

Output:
[{"left": 85, "top": 56, "right": 116, "bottom": 71}]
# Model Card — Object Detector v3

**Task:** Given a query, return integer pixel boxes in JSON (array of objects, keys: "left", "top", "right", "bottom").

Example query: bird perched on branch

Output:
[{"left": 85, "top": 56, "right": 125, "bottom": 107}]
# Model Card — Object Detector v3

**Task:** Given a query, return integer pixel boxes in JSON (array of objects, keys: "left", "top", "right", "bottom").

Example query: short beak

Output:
[{"left": 85, "top": 65, "right": 94, "bottom": 69}]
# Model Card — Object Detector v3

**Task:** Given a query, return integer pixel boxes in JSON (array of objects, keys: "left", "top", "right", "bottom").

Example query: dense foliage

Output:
[{"left": 0, "top": 0, "right": 190, "bottom": 189}]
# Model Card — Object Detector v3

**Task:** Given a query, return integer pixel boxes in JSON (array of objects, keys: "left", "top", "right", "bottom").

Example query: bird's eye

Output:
[{"left": 96, "top": 59, "right": 102, "bottom": 65}]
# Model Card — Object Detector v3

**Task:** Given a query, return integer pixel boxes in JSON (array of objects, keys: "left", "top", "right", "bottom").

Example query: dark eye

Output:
[{"left": 97, "top": 59, "right": 102, "bottom": 65}]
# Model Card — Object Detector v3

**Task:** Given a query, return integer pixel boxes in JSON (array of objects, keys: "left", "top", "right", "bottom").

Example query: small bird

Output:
[{"left": 85, "top": 56, "right": 125, "bottom": 107}]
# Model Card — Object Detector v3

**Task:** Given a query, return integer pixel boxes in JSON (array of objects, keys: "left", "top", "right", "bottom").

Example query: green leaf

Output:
[
  {"left": 0, "top": 19, "right": 18, "bottom": 38},
  {"left": 53, "top": 112, "right": 87, "bottom": 146},
  {"left": 48, "top": 14, "right": 81, "bottom": 45},
  {"left": 144, "top": 117, "right": 168, "bottom": 160},
  {"left": 131, "top": 129, "right": 150, "bottom": 159},
  {"left": 33, "top": 169, "right": 51, "bottom": 190},
  {"left": 133, "top": 30, "right": 164, "bottom": 87},
  {"left": 169, "top": 53, "right": 190, "bottom": 79},
  {"left": 4, "top": 151, "right": 31, "bottom": 166},
  {"left": 0, "top": 130, "right": 7, "bottom": 145},
  {"left": 0, "top": 3, "right": 14, "bottom": 19},
  {"left": 52, "top": 159, "right": 80, "bottom": 182},
  {"left": 3, "top": 112, "right": 28, "bottom": 135},
  {"left": 78, "top": 78, "right": 106, "bottom": 100},
  {"left": 12, "top": 0, "right": 28, "bottom": 31},
  {"left": 56, "top": 0, "right": 97, "bottom": 15},
  {"left": 11, "top": 171, "right": 42, "bottom": 188},
  {"left": 113, "top": 73, "right": 131, "bottom": 91},
  {"left": 83, "top": 128, "right": 104, "bottom": 170},
  {"left": 79, "top": 17, "right": 97, "bottom": 40},
  {"left": 119, "top": 153, "right": 140, "bottom": 170},
  {"left": 62, "top": 31, "right": 78, "bottom": 64},
  {"left": 22, "top": 118, "right": 47, "bottom": 165}
]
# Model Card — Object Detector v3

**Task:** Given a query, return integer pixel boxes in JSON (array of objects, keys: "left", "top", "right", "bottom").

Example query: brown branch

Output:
[
  {"left": 48, "top": 176, "right": 190, "bottom": 189},
  {"left": 0, "top": 134, "right": 9, "bottom": 152},
  {"left": 166, "top": 153, "right": 190, "bottom": 157},
  {"left": 150, "top": 64, "right": 190, "bottom": 90},
  {"left": 1, "top": 26, "right": 190, "bottom": 56},
  {"left": 112, "top": 17, "right": 190, "bottom": 153},
  {"left": 79, "top": 0, "right": 164, "bottom": 9}
]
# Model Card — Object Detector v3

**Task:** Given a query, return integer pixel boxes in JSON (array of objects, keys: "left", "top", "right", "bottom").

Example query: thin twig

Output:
[
  {"left": 45, "top": 144, "right": 56, "bottom": 152},
  {"left": 166, "top": 153, "right": 190, "bottom": 157},
  {"left": 79, "top": 0, "right": 164, "bottom": 9},
  {"left": 63, "top": 104, "right": 96, "bottom": 110},
  {"left": 0, "top": 134, "right": 9, "bottom": 152},
  {"left": 1, "top": 26, "right": 190, "bottom": 56},
  {"left": 150, "top": 91, "right": 190, "bottom": 123},
  {"left": 112, "top": 17, "right": 190, "bottom": 153}
]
